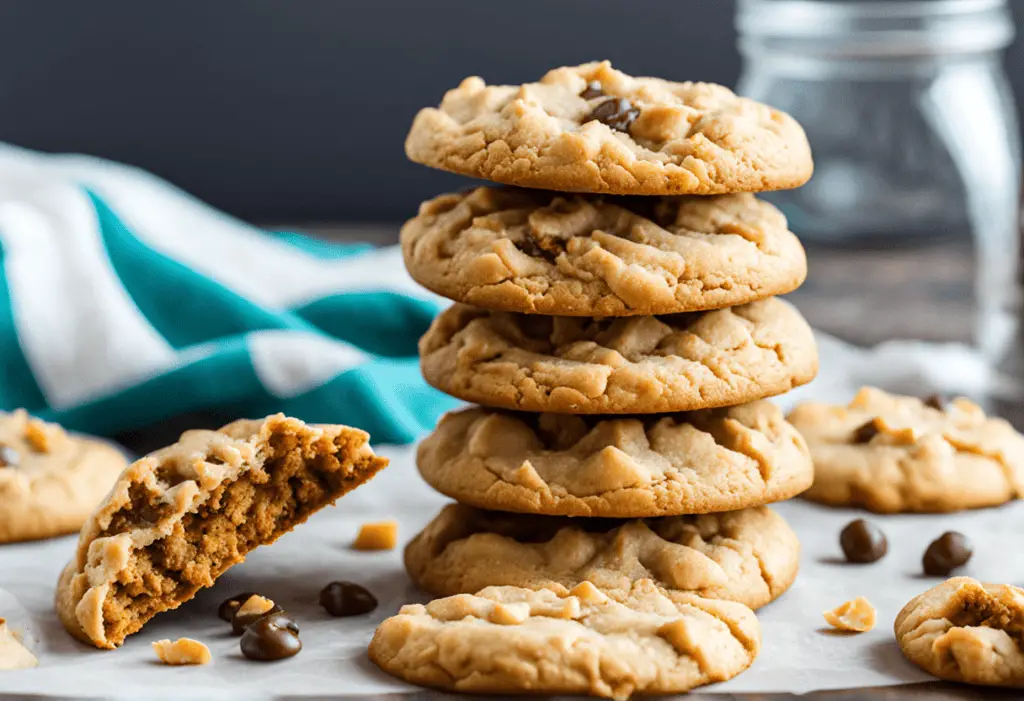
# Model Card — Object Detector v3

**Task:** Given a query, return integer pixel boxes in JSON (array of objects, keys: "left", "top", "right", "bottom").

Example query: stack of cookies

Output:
[{"left": 377, "top": 61, "right": 819, "bottom": 696}]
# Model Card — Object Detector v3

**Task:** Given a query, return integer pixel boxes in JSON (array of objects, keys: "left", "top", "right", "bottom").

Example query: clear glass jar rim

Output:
[{"left": 737, "top": 0, "right": 1014, "bottom": 55}]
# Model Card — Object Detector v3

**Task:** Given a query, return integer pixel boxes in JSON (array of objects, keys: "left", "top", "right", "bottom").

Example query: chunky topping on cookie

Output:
[
  {"left": 896, "top": 577, "right": 1024, "bottom": 686},
  {"left": 406, "top": 61, "right": 813, "bottom": 196},
  {"left": 420, "top": 298, "right": 817, "bottom": 415},
  {"left": 923, "top": 532, "right": 973, "bottom": 576},
  {"left": 416, "top": 401, "right": 813, "bottom": 518},
  {"left": 320, "top": 581, "right": 378, "bottom": 617},
  {"left": 0, "top": 445, "right": 18, "bottom": 468},
  {"left": 589, "top": 97, "right": 640, "bottom": 132},
  {"left": 405, "top": 503, "right": 800, "bottom": 609},
  {"left": 839, "top": 519, "right": 887, "bottom": 564},
  {"left": 789, "top": 387, "right": 1024, "bottom": 513},
  {"left": 580, "top": 80, "right": 605, "bottom": 100},
  {"left": 369, "top": 580, "right": 760, "bottom": 698},
  {"left": 55, "top": 414, "right": 388, "bottom": 649},
  {"left": 402, "top": 187, "right": 808, "bottom": 317},
  {"left": 241, "top": 613, "right": 302, "bottom": 661}
]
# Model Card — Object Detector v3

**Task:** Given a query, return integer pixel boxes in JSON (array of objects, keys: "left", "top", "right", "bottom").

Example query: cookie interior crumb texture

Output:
[
  {"left": 369, "top": 580, "right": 760, "bottom": 699},
  {"left": 896, "top": 577, "right": 1024, "bottom": 687},
  {"left": 352, "top": 520, "right": 399, "bottom": 550},
  {"left": 152, "top": 637, "right": 211, "bottom": 665},
  {"left": 0, "top": 618, "right": 38, "bottom": 670},
  {"left": 823, "top": 596, "right": 876, "bottom": 633},
  {"left": 55, "top": 414, "right": 388, "bottom": 649}
]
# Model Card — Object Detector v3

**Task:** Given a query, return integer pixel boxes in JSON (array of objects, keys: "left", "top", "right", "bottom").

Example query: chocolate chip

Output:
[
  {"left": 852, "top": 419, "right": 881, "bottom": 444},
  {"left": 319, "top": 581, "right": 378, "bottom": 617},
  {"left": 580, "top": 80, "right": 604, "bottom": 100},
  {"left": 839, "top": 519, "right": 888, "bottom": 563},
  {"left": 240, "top": 613, "right": 302, "bottom": 661},
  {"left": 0, "top": 445, "right": 19, "bottom": 467},
  {"left": 218, "top": 592, "right": 258, "bottom": 622},
  {"left": 588, "top": 97, "right": 640, "bottom": 133},
  {"left": 923, "top": 532, "right": 973, "bottom": 576},
  {"left": 232, "top": 600, "right": 283, "bottom": 635},
  {"left": 923, "top": 394, "right": 946, "bottom": 410}
]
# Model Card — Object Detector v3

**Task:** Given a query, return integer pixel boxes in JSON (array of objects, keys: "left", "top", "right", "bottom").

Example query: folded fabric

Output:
[{"left": 0, "top": 144, "right": 457, "bottom": 444}]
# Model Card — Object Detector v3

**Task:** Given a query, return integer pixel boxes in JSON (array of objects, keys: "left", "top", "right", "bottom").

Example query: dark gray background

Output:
[{"left": 1, "top": 0, "right": 1021, "bottom": 222}]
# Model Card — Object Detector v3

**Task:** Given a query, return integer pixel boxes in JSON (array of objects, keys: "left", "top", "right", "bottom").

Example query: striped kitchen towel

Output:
[{"left": 0, "top": 144, "right": 457, "bottom": 444}]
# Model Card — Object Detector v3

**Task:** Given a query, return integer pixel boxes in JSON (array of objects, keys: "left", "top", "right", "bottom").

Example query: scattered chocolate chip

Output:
[
  {"left": 240, "top": 613, "right": 302, "bottom": 661},
  {"left": 580, "top": 80, "right": 604, "bottom": 100},
  {"left": 320, "top": 581, "right": 378, "bottom": 617},
  {"left": 839, "top": 519, "right": 888, "bottom": 564},
  {"left": 923, "top": 532, "right": 973, "bottom": 576},
  {"left": 588, "top": 97, "right": 640, "bottom": 133},
  {"left": 923, "top": 394, "right": 946, "bottom": 410},
  {"left": 852, "top": 418, "right": 881, "bottom": 444},
  {"left": 218, "top": 592, "right": 258, "bottom": 622},
  {"left": 232, "top": 600, "right": 283, "bottom": 635},
  {"left": 0, "top": 445, "right": 19, "bottom": 467}
]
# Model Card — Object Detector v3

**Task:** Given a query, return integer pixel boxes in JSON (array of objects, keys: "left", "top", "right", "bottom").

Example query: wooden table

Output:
[{"left": 112, "top": 225, "right": 1016, "bottom": 701}]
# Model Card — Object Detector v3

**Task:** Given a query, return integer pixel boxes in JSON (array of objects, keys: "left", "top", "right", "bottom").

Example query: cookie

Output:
[
  {"left": 369, "top": 579, "right": 759, "bottom": 698},
  {"left": 0, "top": 410, "right": 128, "bottom": 544},
  {"left": 420, "top": 298, "right": 817, "bottom": 414},
  {"left": 405, "top": 61, "right": 812, "bottom": 196},
  {"left": 402, "top": 187, "right": 806, "bottom": 317},
  {"left": 895, "top": 577, "right": 1024, "bottom": 687},
  {"left": 405, "top": 503, "right": 799, "bottom": 609},
  {"left": 0, "top": 618, "right": 37, "bottom": 669},
  {"left": 55, "top": 414, "right": 388, "bottom": 649},
  {"left": 788, "top": 387, "right": 1024, "bottom": 513},
  {"left": 417, "top": 402, "right": 812, "bottom": 518}
]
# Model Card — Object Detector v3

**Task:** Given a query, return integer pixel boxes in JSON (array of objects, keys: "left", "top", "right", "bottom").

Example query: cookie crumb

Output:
[
  {"left": 153, "top": 637, "right": 211, "bottom": 665},
  {"left": 353, "top": 520, "right": 398, "bottom": 550},
  {"left": 0, "top": 618, "right": 37, "bottom": 669},
  {"left": 236, "top": 595, "right": 275, "bottom": 619},
  {"left": 823, "top": 597, "right": 876, "bottom": 632}
]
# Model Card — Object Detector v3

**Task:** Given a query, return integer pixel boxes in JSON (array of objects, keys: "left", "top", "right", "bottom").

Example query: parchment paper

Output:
[{"left": 0, "top": 333, "right": 1018, "bottom": 699}]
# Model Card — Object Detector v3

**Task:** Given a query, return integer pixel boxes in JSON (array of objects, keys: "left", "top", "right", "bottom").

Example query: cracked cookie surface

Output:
[
  {"left": 406, "top": 61, "right": 812, "bottom": 196},
  {"left": 417, "top": 402, "right": 812, "bottom": 517},
  {"left": 369, "top": 579, "right": 760, "bottom": 699},
  {"left": 896, "top": 577, "right": 1024, "bottom": 687},
  {"left": 402, "top": 187, "right": 806, "bottom": 316},
  {"left": 55, "top": 414, "right": 388, "bottom": 649},
  {"left": 0, "top": 410, "right": 128, "bottom": 544},
  {"left": 789, "top": 387, "right": 1024, "bottom": 513},
  {"left": 405, "top": 503, "right": 798, "bottom": 609},
  {"left": 420, "top": 298, "right": 817, "bottom": 414}
]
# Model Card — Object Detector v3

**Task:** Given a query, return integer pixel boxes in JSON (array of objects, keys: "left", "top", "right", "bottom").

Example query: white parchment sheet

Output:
[{"left": 0, "top": 333, "right": 1019, "bottom": 699}]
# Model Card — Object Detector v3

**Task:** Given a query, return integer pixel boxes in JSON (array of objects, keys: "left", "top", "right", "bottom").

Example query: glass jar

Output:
[{"left": 735, "top": 0, "right": 1020, "bottom": 360}]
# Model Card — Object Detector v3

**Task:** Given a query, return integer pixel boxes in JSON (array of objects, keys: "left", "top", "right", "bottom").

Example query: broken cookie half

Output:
[
  {"left": 55, "top": 414, "right": 388, "bottom": 649},
  {"left": 369, "top": 579, "right": 760, "bottom": 699}
]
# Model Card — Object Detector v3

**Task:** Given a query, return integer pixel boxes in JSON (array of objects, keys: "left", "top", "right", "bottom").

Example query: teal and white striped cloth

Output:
[{"left": 0, "top": 144, "right": 457, "bottom": 444}]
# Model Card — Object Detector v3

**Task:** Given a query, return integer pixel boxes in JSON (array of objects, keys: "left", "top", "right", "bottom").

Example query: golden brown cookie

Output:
[
  {"left": 369, "top": 580, "right": 760, "bottom": 698},
  {"left": 402, "top": 187, "right": 807, "bottom": 316},
  {"left": 405, "top": 503, "right": 799, "bottom": 609},
  {"left": 420, "top": 298, "right": 817, "bottom": 414},
  {"left": 406, "top": 61, "right": 812, "bottom": 196},
  {"left": 789, "top": 387, "right": 1024, "bottom": 513},
  {"left": 0, "top": 410, "right": 128, "bottom": 543},
  {"left": 55, "top": 414, "right": 388, "bottom": 649},
  {"left": 895, "top": 577, "right": 1024, "bottom": 687},
  {"left": 417, "top": 402, "right": 812, "bottom": 518}
]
